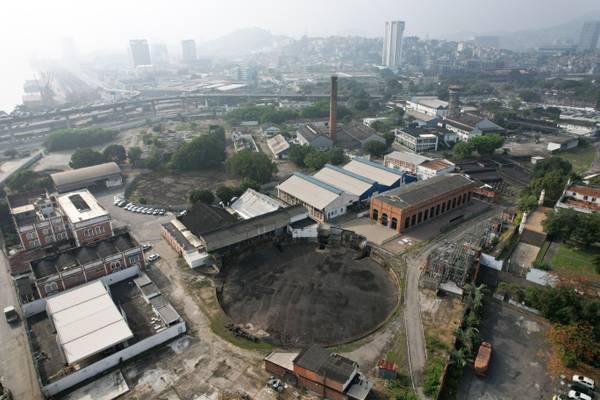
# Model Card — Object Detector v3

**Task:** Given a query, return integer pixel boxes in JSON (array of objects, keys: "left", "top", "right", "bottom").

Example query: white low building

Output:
[
  {"left": 406, "top": 96, "right": 448, "bottom": 117},
  {"left": 230, "top": 189, "right": 284, "bottom": 220},
  {"left": 416, "top": 159, "right": 455, "bottom": 180},
  {"left": 277, "top": 172, "right": 357, "bottom": 221}
]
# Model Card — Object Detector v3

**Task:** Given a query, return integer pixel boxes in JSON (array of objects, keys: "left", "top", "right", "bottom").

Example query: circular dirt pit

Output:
[{"left": 218, "top": 242, "right": 398, "bottom": 347}]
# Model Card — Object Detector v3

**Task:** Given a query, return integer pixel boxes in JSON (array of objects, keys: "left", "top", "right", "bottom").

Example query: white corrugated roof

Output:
[
  {"left": 230, "top": 189, "right": 283, "bottom": 220},
  {"left": 277, "top": 174, "right": 341, "bottom": 210},
  {"left": 267, "top": 134, "right": 290, "bottom": 156},
  {"left": 46, "top": 281, "right": 133, "bottom": 365},
  {"left": 385, "top": 151, "right": 431, "bottom": 166},
  {"left": 343, "top": 159, "right": 404, "bottom": 187},
  {"left": 314, "top": 166, "right": 373, "bottom": 197}
]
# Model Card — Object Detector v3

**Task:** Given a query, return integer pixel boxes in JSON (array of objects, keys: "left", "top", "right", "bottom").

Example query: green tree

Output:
[
  {"left": 189, "top": 189, "right": 215, "bottom": 205},
  {"left": 45, "top": 128, "right": 118, "bottom": 151},
  {"left": 542, "top": 208, "right": 579, "bottom": 242},
  {"left": 383, "top": 131, "right": 395, "bottom": 146},
  {"left": 304, "top": 149, "right": 330, "bottom": 170},
  {"left": 226, "top": 150, "right": 277, "bottom": 184},
  {"left": 470, "top": 134, "right": 504, "bottom": 156},
  {"left": 353, "top": 98, "right": 370, "bottom": 111},
  {"left": 517, "top": 194, "right": 539, "bottom": 212},
  {"left": 3, "top": 149, "right": 17, "bottom": 159},
  {"left": 327, "top": 147, "right": 347, "bottom": 165},
  {"left": 452, "top": 141, "right": 475, "bottom": 159},
  {"left": 364, "top": 140, "right": 388, "bottom": 157},
  {"left": 169, "top": 131, "right": 226, "bottom": 171},
  {"left": 69, "top": 149, "right": 105, "bottom": 169},
  {"left": 6, "top": 170, "right": 52, "bottom": 192},
  {"left": 102, "top": 144, "right": 127, "bottom": 163},
  {"left": 127, "top": 146, "right": 142, "bottom": 166},
  {"left": 216, "top": 186, "right": 236, "bottom": 204},
  {"left": 573, "top": 213, "right": 600, "bottom": 247},
  {"left": 288, "top": 144, "right": 313, "bottom": 167}
]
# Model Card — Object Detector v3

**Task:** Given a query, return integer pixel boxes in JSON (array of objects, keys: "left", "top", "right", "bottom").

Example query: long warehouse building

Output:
[{"left": 370, "top": 174, "right": 476, "bottom": 233}]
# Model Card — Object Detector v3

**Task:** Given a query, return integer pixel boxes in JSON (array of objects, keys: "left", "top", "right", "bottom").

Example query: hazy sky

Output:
[{"left": 1, "top": 0, "right": 599, "bottom": 111}]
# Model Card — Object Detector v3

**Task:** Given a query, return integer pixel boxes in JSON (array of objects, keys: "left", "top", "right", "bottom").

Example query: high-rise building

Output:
[
  {"left": 151, "top": 43, "right": 169, "bottom": 65},
  {"left": 578, "top": 21, "right": 600, "bottom": 51},
  {"left": 181, "top": 39, "right": 197, "bottom": 63},
  {"left": 382, "top": 21, "right": 405, "bottom": 68},
  {"left": 129, "top": 39, "right": 152, "bottom": 67}
]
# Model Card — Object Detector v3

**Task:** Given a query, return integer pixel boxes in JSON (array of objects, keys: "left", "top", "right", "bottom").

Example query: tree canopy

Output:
[
  {"left": 102, "top": 144, "right": 127, "bottom": 163},
  {"left": 519, "top": 157, "right": 573, "bottom": 211},
  {"left": 45, "top": 128, "right": 118, "bottom": 151},
  {"left": 226, "top": 150, "right": 277, "bottom": 184},
  {"left": 6, "top": 170, "right": 52, "bottom": 192},
  {"left": 364, "top": 140, "right": 388, "bottom": 157},
  {"left": 452, "top": 141, "right": 475, "bottom": 159},
  {"left": 69, "top": 149, "right": 105, "bottom": 169},
  {"left": 169, "top": 129, "right": 226, "bottom": 171},
  {"left": 469, "top": 134, "right": 504, "bottom": 156},
  {"left": 127, "top": 146, "right": 142, "bottom": 165},
  {"left": 543, "top": 208, "right": 600, "bottom": 246},
  {"left": 189, "top": 189, "right": 215, "bottom": 205}
]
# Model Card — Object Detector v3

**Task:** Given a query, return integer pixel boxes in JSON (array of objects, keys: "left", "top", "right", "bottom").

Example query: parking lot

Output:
[{"left": 458, "top": 300, "right": 556, "bottom": 400}]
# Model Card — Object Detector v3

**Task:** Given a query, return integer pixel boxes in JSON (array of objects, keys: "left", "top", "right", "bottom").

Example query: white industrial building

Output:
[
  {"left": 406, "top": 97, "right": 448, "bottom": 118},
  {"left": 384, "top": 151, "right": 431, "bottom": 174},
  {"left": 277, "top": 172, "right": 357, "bottom": 222},
  {"left": 46, "top": 281, "right": 133, "bottom": 366},
  {"left": 342, "top": 158, "right": 405, "bottom": 188},
  {"left": 313, "top": 164, "right": 377, "bottom": 201},
  {"left": 416, "top": 159, "right": 456, "bottom": 180},
  {"left": 230, "top": 189, "right": 284, "bottom": 220}
]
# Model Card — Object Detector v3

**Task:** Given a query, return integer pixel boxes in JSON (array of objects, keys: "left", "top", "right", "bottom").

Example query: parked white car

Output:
[
  {"left": 147, "top": 253, "right": 160, "bottom": 262},
  {"left": 568, "top": 390, "right": 592, "bottom": 400},
  {"left": 572, "top": 375, "right": 595, "bottom": 390}
]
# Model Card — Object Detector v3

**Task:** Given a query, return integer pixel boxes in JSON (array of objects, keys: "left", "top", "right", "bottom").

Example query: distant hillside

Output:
[
  {"left": 197, "top": 27, "right": 292, "bottom": 56},
  {"left": 496, "top": 13, "right": 600, "bottom": 50}
]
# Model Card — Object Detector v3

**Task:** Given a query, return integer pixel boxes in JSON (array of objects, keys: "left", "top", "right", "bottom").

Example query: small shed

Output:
[{"left": 377, "top": 360, "right": 398, "bottom": 380}]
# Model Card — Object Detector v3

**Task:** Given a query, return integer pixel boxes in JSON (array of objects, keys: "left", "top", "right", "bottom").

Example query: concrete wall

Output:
[
  {"left": 480, "top": 253, "right": 503, "bottom": 271},
  {"left": 41, "top": 321, "right": 186, "bottom": 397}
]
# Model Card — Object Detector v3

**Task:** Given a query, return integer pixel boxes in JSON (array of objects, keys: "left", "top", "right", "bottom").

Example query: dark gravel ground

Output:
[{"left": 218, "top": 242, "right": 398, "bottom": 347}]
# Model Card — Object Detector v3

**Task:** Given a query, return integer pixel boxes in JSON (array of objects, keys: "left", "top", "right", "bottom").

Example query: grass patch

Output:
[
  {"left": 422, "top": 356, "right": 446, "bottom": 397},
  {"left": 551, "top": 243, "right": 600, "bottom": 276},
  {"left": 556, "top": 142, "right": 596, "bottom": 173},
  {"left": 535, "top": 240, "right": 551, "bottom": 263}
]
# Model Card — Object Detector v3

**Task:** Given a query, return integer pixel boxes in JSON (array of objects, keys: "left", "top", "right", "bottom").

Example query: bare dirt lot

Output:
[
  {"left": 128, "top": 168, "right": 240, "bottom": 206},
  {"left": 218, "top": 242, "right": 398, "bottom": 348}
]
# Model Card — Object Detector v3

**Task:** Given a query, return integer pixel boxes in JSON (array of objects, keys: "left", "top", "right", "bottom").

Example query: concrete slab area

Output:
[
  {"left": 339, "top": 217, "right": 399, "bottom": 245},
  {"left": 458, "top": 300, "right": 555, "bottom": 400},
  {"left": 63, "top": 370, "right": 129, "bottom": 400}
]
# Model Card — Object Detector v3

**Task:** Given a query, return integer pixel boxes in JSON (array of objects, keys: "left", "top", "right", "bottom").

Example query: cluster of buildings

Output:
[
  {"left": 4, "top": 170, "right": 184, "bottom": 397},
  {"left": 277, "top": 157, "right": 413, "bottom": 222}
]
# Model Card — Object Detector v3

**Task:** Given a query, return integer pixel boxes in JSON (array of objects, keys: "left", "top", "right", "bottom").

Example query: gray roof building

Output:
[
  {"left": 375, "top": 174, "right": 476, "bottom": 210},
  {"left": 51, "top": 162, "right": 122, "bottom": 192}
]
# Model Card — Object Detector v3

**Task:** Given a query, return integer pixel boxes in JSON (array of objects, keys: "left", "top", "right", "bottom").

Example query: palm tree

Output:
[{"left": 450, "top": 347, "right": 472, "bottom": 367}]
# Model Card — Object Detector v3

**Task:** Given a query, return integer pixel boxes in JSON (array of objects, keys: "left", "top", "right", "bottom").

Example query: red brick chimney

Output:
[{"left": 329, "top": 75, "right": 337, "bottom": 142}]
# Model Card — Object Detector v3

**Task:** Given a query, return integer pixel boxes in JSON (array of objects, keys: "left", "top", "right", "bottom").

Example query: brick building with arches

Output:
[{"left": 369, "top": 174, "right": 476, "bottom": 234}]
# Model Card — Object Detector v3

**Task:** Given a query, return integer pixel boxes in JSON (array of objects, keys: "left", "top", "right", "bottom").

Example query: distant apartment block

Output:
[
  {"left": 579, "top": 21, "right": 600, "bottom": 51},
  {"left": 382, "top": 20, "right": 405, "bottom": 67},
  {"left": 181, "top": 39, "right": 197, "bottom": 63},
  {"left": 129, "top": 39, "right": 152, "bottom": 66}
]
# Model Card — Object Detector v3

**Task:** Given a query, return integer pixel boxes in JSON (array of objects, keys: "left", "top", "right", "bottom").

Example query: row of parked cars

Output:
[
  {"left": 554, "top": 375, "right": 596, "bottom": 400},
  {"left": 114, "top": 197, "right": 166, "bottom": 216}
]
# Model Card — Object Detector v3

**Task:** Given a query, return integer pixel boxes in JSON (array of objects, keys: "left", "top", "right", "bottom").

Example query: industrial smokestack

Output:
[
  {"left": 329, "top": 75, "right": 337, "bottom": 142},
  {"left": 448, "top": 85, "right": 462, "bottom": 118}
]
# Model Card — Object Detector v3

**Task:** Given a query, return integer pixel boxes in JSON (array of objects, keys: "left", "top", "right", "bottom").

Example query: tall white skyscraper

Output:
[{"left": 382, "top": 21, "right": 405, "bottom": 67}]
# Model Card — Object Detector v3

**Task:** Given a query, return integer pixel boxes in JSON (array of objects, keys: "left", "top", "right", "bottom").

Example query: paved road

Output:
[
  {"left": 0, "top": 252, "right": 43, "bottom": 399},
  {"left": 402, "top": 207, "right": 501, "bottom": 399}
]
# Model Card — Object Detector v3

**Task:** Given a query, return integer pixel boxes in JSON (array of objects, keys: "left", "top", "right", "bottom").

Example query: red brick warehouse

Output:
[{"left": 369, "top": 174, "right": 477, "bottom": 234}]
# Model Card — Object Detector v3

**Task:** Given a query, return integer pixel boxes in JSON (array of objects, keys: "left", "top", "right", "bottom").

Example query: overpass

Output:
[{"left": 1, "top": 92, "right": 348, "bottom": 126}]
